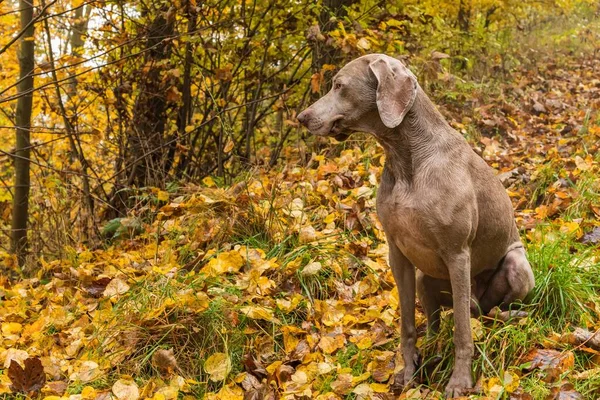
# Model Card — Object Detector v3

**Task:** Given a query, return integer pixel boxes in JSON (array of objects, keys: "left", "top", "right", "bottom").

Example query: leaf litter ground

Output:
[{"left": 1, "top": 55, "right": 600, "bottom": 400}]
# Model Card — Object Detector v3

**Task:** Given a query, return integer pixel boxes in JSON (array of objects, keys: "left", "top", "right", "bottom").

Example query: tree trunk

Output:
[
  {"left": 173, "top": 0, "right": 196, "bottom": 178},
  {"left": 67, "top": 4, "right": 91, "bottom": 96},
  {"left": 125, "top": 5, "right": 176, "bottom": 189},
  {"left": 311, "top": 0, "right": 358, "bottom": 96},
  {"left": 11, "top": 0, "right": 35, "bottom": 267},
  {"left": 458, "top": 0, "right": 471, "bottom": 32}
]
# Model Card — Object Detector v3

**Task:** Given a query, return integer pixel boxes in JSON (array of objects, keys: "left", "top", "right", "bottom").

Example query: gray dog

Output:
[{"left": 297, "top": 54, "right": 535, "bottom": 398}]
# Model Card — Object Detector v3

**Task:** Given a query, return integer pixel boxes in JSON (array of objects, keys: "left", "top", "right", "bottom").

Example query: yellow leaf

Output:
[
  {"left": 471, "top": 317, "right": 484, "bottom": 341},
  {"left": 2, "top": 322, "right": 22, "bottom": 336},
  {"left": 266, "top": 361, "right": 282, "bottom": 375},
  {"left": 357, "top": 38, "right": 370, "bottom": 50},
  {"left": 323, "top": 213, "right": 336, "bottom": 224},
  {"left": 204, "top": 353, "right": 231, "bottom": 382},
  {"left": 202, "top": 176, "right": 216, "bottom": 187},
  {"left": 504, "top": 370, "right": 520, "bottom": 393},
  {"left": 560, "top": 221, "right": 580, "bottom": 235},
  {"left": 203, "top": 250, "right": 244, "bottom": 276},
  {"left": 215, "top": 384, "right": 243, "bottom": 399},
  {"left": 157, "top": 191, "right": 169, "bottom": 202},
  {"left": 103, "top": 278, "right": 130, "bottom": 297},
  {"left": 483, "top": 376, "right": 504, "bottom": 397},
  {"left": 239, "top": 305, "right": 281, "bottom": 324},
  {"left": 70, "top": 360, "right": 101, "bottom": 383},
  {"left": 81, "top": 386, "right": 97, "bottom": 400},
  {"left": 356, "top": 336, "right": 372, "bottom": 350},
  {"left": 575, "top": 155, "right": 591, "bottom": 171},
  {"left": 318, "top": 335, "right": 345, "bottom": 354},
  {"left": 386, "top": 18, "right": 404, "bottom": 28},
  {"left": 301, "top": 261, "right": 322, "bottom": 276},
  {"left": 112, "top": 378, "right": 139, "bottom": 400},
  {"left": 223, "top": 139, "right": 234, "bottom": 153}
]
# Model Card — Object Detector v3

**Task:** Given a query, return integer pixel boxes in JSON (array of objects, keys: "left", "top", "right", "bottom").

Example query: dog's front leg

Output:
[
  {"left": 445, "top": 250, "right": 474, "bottom": 398},
  {"left": 389, "top": 242, "right": 418, "bottom": 387}
]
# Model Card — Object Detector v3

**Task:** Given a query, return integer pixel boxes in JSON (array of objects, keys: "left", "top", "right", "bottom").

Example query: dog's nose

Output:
[{"left": 297, "top": 110, "right": 311, "bottom": 126}]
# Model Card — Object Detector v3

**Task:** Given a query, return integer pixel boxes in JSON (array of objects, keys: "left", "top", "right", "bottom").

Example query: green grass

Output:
[
  {"left": 83, "top": 274, "right": 250, "bottom": 395},
  {"left": 527, "top": 235, "right": 600, "bottom": 326}
]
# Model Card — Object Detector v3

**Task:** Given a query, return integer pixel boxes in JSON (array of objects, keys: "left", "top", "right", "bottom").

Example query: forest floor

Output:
[{"left": 1, "top": 27, "right": 600, "bottom": 400}]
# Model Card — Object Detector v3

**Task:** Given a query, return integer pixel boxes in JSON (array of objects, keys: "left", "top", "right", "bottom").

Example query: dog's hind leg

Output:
[
  {"left": 478, "top": 244, "right": 535, "bottom": 314},
  {"left": 416, "top": 271, "right": 451, "bottom": 336},
  {"left": 417, "top": 271, "right": 484, "bottom": 335}
]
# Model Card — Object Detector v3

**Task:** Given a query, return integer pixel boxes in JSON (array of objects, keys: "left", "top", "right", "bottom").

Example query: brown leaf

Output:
[
  {"left": 310, "top": 73, "right": 321, "bottom": 93},
  {"left": 431, "top": 51, "right": 450, "bottom": 60},
  {"left": 44, "top": 380, "right": 68, "bottom": 395},
  {"left": 215, "top": 65, "right": 233, "bottom": 81},
  {"left": 330, "top": 373, "right": 353, "bottom": 395},
  {"left": 240, "top": 372, "right": 262, "bottom": 391},
  {"left": 547, "top": 382, "right": 583, "bottom": 400},
  {"left": 486, "top": 307, "right": 529, "bottom": 323},
  {"left": 274, "top": 364, "right": 294, "bottom": 385},
  {"left": 369, "top": 351, "right": 395, "bottom": 382},
  {"left": 509, "top": 387, "right": 534, "bottom": 399},
  {"left": 521, "top": 349, "right": 574, "bottom": 382},
  {"left": 166, "top": 86, "right": 181, "bottom": 103},
  {"left": 580, "top": 227, "right": 600, "bottom": 245},
  {"left": 151, "top": 348, "right": 179, "bottom": 376},
  {"left": 86, "top": 277, "right": 112, "bottom": 298},
  {"left": 242, "top": 353, "right": 267, "bottom": 379},
  {"left": 244, "top": 384, "right": 277, "bottom": 400},
  {"left": 533, "top": 100, "right": 547, "bottom": 114},
  {"left": 288, "top": 339, "right": 310, "bottom": 362},
  {"left": 8, "top": 358, "right": 46, "bottom": 394},
  {"left": 561, "top": 327, "right": 600, "bottom": 351}
]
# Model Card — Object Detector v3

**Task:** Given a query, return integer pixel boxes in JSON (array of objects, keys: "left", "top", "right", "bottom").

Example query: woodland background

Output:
[{"left": 1, "top": 0, "right": 600, "bottom": 399}]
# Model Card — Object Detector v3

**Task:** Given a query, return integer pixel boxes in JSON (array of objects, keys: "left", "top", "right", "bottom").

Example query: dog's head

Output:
[{"left": 297, "top": 54, "right": 418, "bottom": 140}]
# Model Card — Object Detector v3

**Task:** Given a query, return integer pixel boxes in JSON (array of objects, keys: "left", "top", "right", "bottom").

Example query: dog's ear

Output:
[{"left": 369, "top": 56, "right": 417, "bottom": 129}]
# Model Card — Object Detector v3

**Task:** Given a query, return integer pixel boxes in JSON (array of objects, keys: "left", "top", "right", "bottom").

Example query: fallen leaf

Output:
[
  {"left": 521, "top": 349, "right": 574, "bottom": 382},
  {"left": 561, "top": 327, "right": 600, "bottom": 350},
  {"left": 112, "top": 378, "right": 139, "bottom": 400},
  {"left": 330, "top": 373, "right": 353, "bottom": 395},
  {"left": 8, "top": 358, "right": 46, "bottom": 394},
  {"left": 239, "top": 305, "right": 280, "bottom": 324},
  {"left": 204, "top": 353, "right": 231, "bottom": 382},
  {"left": 301, "top": 261, "right": 322, "bottom": 276},
  {"left": 86, "top": 277, "right": 112, "bottom": 298},
  {"left": 547, "top": 382, "right": 583, "bottom": 400},
  {"left": 203, "top": 250, "right": 244, "bottom": 276},
  {"left": 580, "top": 227, "right": 600, "bottom": 245},
  {"left": 152, "top": 348, "right": 179, "bottom": 376},
  {"left": 103, "top": 277, "right": 130, "bottom": 297}
]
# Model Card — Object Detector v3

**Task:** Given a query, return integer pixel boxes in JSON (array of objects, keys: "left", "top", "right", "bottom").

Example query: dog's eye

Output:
[{"left": 334, "top": 82, "right": 342, "bottom": 90}]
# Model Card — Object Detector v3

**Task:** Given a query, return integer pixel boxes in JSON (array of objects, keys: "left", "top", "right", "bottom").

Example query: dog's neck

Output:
[{"left": 373, "top": 88, "right": 457, "bottom": 183}]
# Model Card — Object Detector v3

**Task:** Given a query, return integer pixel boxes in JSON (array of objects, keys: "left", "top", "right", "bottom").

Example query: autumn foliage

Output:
[{"left": 1, "top": 0, "right": 600, "bottom": 398}]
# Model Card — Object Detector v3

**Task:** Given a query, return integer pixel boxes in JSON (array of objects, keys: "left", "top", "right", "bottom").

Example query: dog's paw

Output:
[
  {"left": 390, "top": 366, "right": 418, "bottom": 394},
  {"left": 444, "top": 372, "right": 473, "bottom": 398}
]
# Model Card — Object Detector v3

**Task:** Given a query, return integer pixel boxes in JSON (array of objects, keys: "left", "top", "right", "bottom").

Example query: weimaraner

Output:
[{"left": 297, "top": 54, "right": 535, "bottom": 398}]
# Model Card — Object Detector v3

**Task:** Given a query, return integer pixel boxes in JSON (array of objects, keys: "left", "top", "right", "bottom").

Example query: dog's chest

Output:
[{"left": 376, "top": 177, "right": 450, "bottom": 279}]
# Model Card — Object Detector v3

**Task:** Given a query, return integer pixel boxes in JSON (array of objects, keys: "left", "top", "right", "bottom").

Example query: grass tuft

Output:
[{"left": 527, "top": 235, "right": 600, "bottom": 326}]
